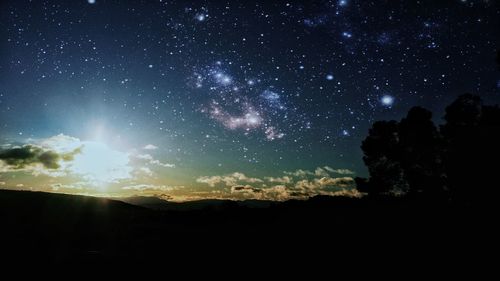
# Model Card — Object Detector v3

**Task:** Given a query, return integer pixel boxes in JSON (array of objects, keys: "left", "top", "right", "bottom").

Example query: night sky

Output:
[{"left": 0, "top": 0, "right": 498, "bottom": 201}]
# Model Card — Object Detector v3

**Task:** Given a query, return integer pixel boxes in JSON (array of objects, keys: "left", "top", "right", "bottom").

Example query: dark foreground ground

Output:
[{"left": 0, "top": 190, "right": 497, "bottom": 271}]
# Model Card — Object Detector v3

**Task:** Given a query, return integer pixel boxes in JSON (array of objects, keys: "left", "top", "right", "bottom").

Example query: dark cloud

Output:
[
  {"left": 61, "top": 147, "right": 82, "bottom": 162},
  {"left": 231, "top": 185, "right": 262, "bottom": 193},
  {"left": 0, "top": 145, "right": 79, "bottom": 170}
]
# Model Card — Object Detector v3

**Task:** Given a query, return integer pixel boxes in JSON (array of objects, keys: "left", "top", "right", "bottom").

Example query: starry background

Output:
[{"left": 0, "top": 0, "right": 498, "bottom": 199}]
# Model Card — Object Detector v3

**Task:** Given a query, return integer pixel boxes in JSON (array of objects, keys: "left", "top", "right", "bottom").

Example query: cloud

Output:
[
  {"left": 0, "top": 181, "right": 5, "bottom": 185},
  {"left": 149, "top": 159, "right": 175, "bottom": 168},
  {"left": 0, "top": 135, "right": 138, "bottom": 184},
  {"left": 50, "top": 183, "right": 86, "bottom": 191},
  {"left": 39, "top": 134, "right": 82, "bottom": 153},
  {"left": 314, "top": 167, "right": 330, "bottom": 177},
  {"left": 0, "top": 134, "right": 169, "bottom": 186},
  {"left": 295, "top": 176, "right": 355, "bottom": 190},
  {"left": 136, "top": 167, "right": 153, "bottom": 176},
  {"left": 230, "top": 185, "right": 292, "bottom": 201},
  {"left": 271, "top": 178, "right": 356, "bottom": 200},
  {"left": 0, "top": 145, "right": 79, "bottom": 171},
  {"left": 122, "top": 184, "right": 181, "bottom": 191},
  {"left": 229, "top": 184, "right": 320, "bottom": 201},
  {"left": 323, "top": 166, "right": 355, "bottom": 175},
  {"left": 315, "top": 176, "right": 355, "bottom": 188},
  {"left": 197, "top": 168, "right": 358, "bottom": 201},
  {"left": 143, "top": 144, "right": 158, "bottom": 150},
  {"left": 231, "top": 185, "right": 262, "bottom": 193},
  {"left": 262, "top": 185, "right": 291, "bottom": 201},
  {"left": 196, "top": 176, "right": 222, "bottom": 187},
  {"left": 294, "top": 179, "right": 317, "bottom": 190},
  {"left": 264, "top": 176, "right": 292, "bottom": 184},
  {"left": 285, "top": 166, "right": 355, "bottom": 178},
  {"left": 197, "top": 172, "right": 263, "bottom": 187},
  {"left": 135, "top": 154, "right": 175, "bottom": 168}
]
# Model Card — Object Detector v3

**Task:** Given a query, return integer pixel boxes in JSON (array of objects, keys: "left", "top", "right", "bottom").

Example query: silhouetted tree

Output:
[
  {"left": 398, "top": 107, "right": 445, "bottom": 198},
  {"left": 360, "top": 108, "right": 445, "bottom": 198},
  {"left": 359, "top": 120, "right": 408, "bottom": 197},
  {"left": 441, "top": 94, "right": 500, "bottom": 204},
  {"left": 359, "top": 93, "right": 500, "bottom": 205}
]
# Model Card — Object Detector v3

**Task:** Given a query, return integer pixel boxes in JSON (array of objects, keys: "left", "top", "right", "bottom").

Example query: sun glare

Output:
[
  {"left": 42, "top": 134, "right": 133, "bottom": 188},
  {"left": 70, "top": 141, "right": 132, "bottom": 187}
]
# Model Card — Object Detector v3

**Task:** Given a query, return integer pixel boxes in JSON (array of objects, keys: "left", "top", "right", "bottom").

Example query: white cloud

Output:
[
  {"left": 150, "top": 159, "right": 175, "bottom": 168},
  {"left": 198, "top": 167, "right": 358, "bottom": 201},
  {"left": 197, "top": 172, "right": 263, "bottom": 187},
  {"left": 314, "top": 167, "right": 330, "bottom": 177},
  {"left": 264, "top": 176, "right": 292, "bottom": 184},
  {"left": 262, "top": 185, "right": 291, "bottom": 201},
  {"left": 136, "top": 154, "right": 153, "bottom": 160},
  {"left": 0, "top": 181, "right": 5, "bottom": 186},
  {"left": 323, "top": 166, "right": 355, "bottom": 175},
  {"left": 315, "top": 176, "right": 355, "bottom": 188},
  {"left": 0, "top": 134, "right": 176, "bottom": 188},
  {"left": 197, "top": 168, "right": 358, "bottom": 201},
  {"left": 295, "top": 176, "right": 355, "bottom": 190},
  {"left": 136, "top": 167, "right": 153, "bottom": 176},
  {"left": 40, "top": 134, "right": 82, "bottom": 153},
  {"left": 135, "top": 154, "right": 175, "bottom": 168},
  {"left": 229, "top": 185, "right": 292, "bottom": 201},
  {"left": 22, "top": 134, "right": 134, "bottom": 184},
  {"left": 285, "top": 166, "right": 355, "bottom": 178},
  {"left": 122, "top": 184, "right": 181, "bottom": 191},
  {"left": 196, "top": 175, "right": 222, "bottom": 187},
  {"left": 143, "top": 144, "right": 158, "bottom": 150},
  {"left": 294, "top": 179, "right": 317, "bottom": 190}
]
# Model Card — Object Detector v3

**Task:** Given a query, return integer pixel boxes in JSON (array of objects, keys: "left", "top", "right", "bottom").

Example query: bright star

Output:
[
  {"left": 381, "top": 95, "right": 395, "bottom": 106},
  {"left": 342, "top": 31, "right": 352, "bottom": 38},
  {"left": 195, "top": 14, "right": 206, "bottom": 21}
]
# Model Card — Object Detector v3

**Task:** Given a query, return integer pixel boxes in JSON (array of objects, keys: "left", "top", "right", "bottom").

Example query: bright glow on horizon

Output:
[
  {"left": 70, "top": 141, "right": 132, "bottom": 188},
  {"left": 41, "top": 134, "right": 133, "bottom": 188}
]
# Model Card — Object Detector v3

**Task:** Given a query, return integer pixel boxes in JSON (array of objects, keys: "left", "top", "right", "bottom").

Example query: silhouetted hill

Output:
[
  {"left": 118, "top": 196, "right": 274, "bottom": 211},
  {"left": 0, "top": 189, "right": 496, "bottom": 269}
]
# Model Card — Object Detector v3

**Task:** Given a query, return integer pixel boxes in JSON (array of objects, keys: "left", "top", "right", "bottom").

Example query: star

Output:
[
  {"left": 381, "top": 95, "right": 395, "bottom": 107},
  {"left": 338, "top": 0, "right": 348, "bottom": 7},
  {"left": 195, "top": 14, "right": 207, "bottom": 22},
  {"left": 342, "top": 32, "right": 353, "bottom": 38}
]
